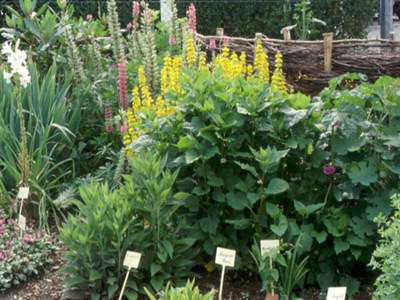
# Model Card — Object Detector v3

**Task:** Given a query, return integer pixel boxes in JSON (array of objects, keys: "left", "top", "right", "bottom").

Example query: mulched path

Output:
[
  {"left": 0, "top": 242, "right": 374, "bottom": 300},
  {"left": 0, "top": 243, "right": 65, "bottom": 300}
]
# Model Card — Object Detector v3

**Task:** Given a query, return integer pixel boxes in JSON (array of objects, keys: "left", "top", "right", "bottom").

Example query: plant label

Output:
[
  {"left": 215, "top": 247, "right": 236, "bottom": 267},
  {"left": 18, "top": 215, "right": 26, "bottom": 230},
  {"left": 260, "top": 240, "right": 280, "bottom": 256},
  {"left": 123, "top": 251, "right": 142, "bottom": 269},
  {"left": 18, "top": 187, "right": 29, "bottom": 199},
  {"left": 326, "top": 287, "right": 347, "bottom": 300}
]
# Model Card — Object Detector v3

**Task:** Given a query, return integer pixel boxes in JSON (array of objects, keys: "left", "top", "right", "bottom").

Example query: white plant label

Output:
[
  {"left": 260, "top": 239, "right": 280, "bottom": 256},
  {"left": 326, "top": 287, "right": 347, "bottom": 300},
  {"left": 215, "top": 247, "right": 236, "bottom": 268},
  {"left": 123, "top": 251, "right": 142, "bottom": 269},
  {"left": 17, "top": 187, "right": 29, "bottom": 199},
  {"left": 18, "top": 215, "right": 26, "bottom": 230}
]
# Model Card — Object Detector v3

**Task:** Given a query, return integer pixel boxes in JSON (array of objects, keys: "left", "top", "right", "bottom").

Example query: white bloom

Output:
[
  {"left": 31, "top": 11, "right": 37, "bottom": 18},
  {"left": 3, "top": 71, "right": 12, "bottom": 84},
  {"left": 1, "top": 33, "right": 13, "bottom": 39},
  {"left": 12, "top": 49, "right": 27, "bottom": 64},
  {"left": 20, "top": 74, "right": 31, "bottom": 88},
  {"left": 1, "top": 42, "right": 12, "bottom": 55}
]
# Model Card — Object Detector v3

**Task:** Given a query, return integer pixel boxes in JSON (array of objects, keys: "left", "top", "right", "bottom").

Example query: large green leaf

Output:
[
  {"left": 265, "top": 178, "right": 289, "bottom": 195},
  {"left": 348, "top": 162, "right": 378, "bottom": 186}
]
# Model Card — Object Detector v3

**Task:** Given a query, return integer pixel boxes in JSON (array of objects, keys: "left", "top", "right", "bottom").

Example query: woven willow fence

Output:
[{"left": 196, "top": 29, "right": 400, "bottom": 95}]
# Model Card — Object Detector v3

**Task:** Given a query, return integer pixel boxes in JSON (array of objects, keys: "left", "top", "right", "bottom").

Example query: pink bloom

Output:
[
  {"left": 127, "top": 22, "right": 133, "bottom": 30},
  {"left": 209, "top": 39, "right": 216, "bottom": 50},
  {"left": 186, "top": 3, "right": 197, "bottom": 33},
  {"left": 105, "top": 124, "right": 113, "bottom": 133},
  {"left": 23, "top": 233, "right": 32, "bottom": 243},
  {"left": 104, "top": 106, "right": 113, "bottom": 120},
  {"left": 333, "top": 120, "right": 339, "bottom": 127},
  {"left": 118, "top": 60, "right": 128, "bottom": 111},
  {"left": 144, "top": 8, "right": 152, "bottom": 27},
  {"left": 120, "top": 122, "right": 128, "bottom": 133},
  {"left": 323, "top": 165, "right": 336, "bottom": 175},
  {"left": 133, "top": 1, "right": 140, "bottom": 19},
  {"left": 86, "top": 14, "right": 93, "bottom": 21},
  {"left": 223, "top": 36, "right": 230, "bottom": 45},
  {"left": 169, "top": 34, "right": 176, "bottom": 46},
  {"left": 0, "top": 220, "right": 4, "bottom": 225},
  {"left": 104, "top": 106, "right": 114, "bottom": 133}
]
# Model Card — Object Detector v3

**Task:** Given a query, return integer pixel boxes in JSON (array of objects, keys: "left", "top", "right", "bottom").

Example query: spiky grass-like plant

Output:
[
  {"left": 107, "top": 0, "right": 125, "bottom": 62},
  {"left": 63, "top": 23, "right": 86, "bottom": 83},
  {"left": 139, "top": 2, "right": 159, "bottom": 92}
]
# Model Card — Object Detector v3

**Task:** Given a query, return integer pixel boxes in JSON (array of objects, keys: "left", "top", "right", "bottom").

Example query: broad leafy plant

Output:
[
  {"left": 59, "top": 152, "right": 198, "bottom": 299},
  {"left": 138, "top": 70, "right": 400, "bottom": 295},
  {"left": 144, "top": 279, "right": 215, "bottom": 300}
]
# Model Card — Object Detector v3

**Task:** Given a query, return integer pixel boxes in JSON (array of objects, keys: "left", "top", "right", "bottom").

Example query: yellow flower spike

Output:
[
  {"left": 246, "top": 64, "right": 254, "bottom": 80},
  {"left": 240, "top": 52, "right": 247, "bottom": 77},
  {"left": 138, "top": 67, "right": 147, "bottom": 93},
  {"left": 272, "top": 51, "right": 287, "bottom": 91},
  {"left": 254, "top": 41, "right": 270, "bottom": 83},
  {"left": 198, "top": 52, "right": 208, "bottom": 71},
  {"left": 186, "top": 38, "right": 196, "bottom": 68}
]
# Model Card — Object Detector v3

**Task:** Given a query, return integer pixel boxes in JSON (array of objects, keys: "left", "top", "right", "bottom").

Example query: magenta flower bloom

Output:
[
  {"left": 223, "top": 36, "right": 230, "bottom": 45},
  {"left": 209, "top": 39, "right": 216, "bottom": 50},
  {"left": 169, "top": 34, "right": 176, "bottom": 46},
  {"left": 104, "top": 106, "right": 113, "bottom": 133},
  {"left": 333, "top": 120, "right": 339, "bottom": 127},
  {"left": 144, "top": 8, "right": 153, "bottom": 27},
  {"left": 323, "top": 165, "right": 336, "bottom": 175},
  {"left": 120, "top": 122, "right": 128, "bottom": 133},
  {"left": 186, "top": 3, "right": 197, "bottom": 33},
  {"left": 127, "top": 22, "right": 133, "bottom": 30},
  {"left": 118, "top": 60, "right": 128, "bottom": 111},
  {"left": 133, "top": 1, "right": 140, "bottom": 19},
  {"left": 86, "top": 14, "right": 93, "bottom": 21}
]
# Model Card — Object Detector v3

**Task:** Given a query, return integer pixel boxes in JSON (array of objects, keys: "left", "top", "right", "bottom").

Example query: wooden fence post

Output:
[
  {"left": 323, "top": 33, "right": 334, "bottom": 72},
  {"left": 282, "top": 27, "right": 292, "bottom": 41},
  {"left": 216, "top": 28, "right": 224, "bottom": 37}
]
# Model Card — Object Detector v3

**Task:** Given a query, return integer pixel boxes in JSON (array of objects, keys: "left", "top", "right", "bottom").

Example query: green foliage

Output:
[
  {"left": 1, "top": 0, "right": 63, "bottom": 67},
  {"left": 59, "top": 152, "right": 197, "bottom": 298},
  {"left": 369, "top": 194, "right": 400, "bottom": 299},
  {"left": 250, "top": 241, "right": 286, "bottom": 294},
  {"left": 311, "top": 0, "right": 378, "bottom": 39},
  {"left": 0, "top": 63, "right": 83, "bottom": 228},
  {"left": 138, "top": 70, "right": 400, "bottom": 295},
  {"left": 144, "top": 279, "right": 215, "bottom": 300},
  {"left": 278, "top": 237, "right": 309, "bottom": 298},
  {"left": 0, "top": 209, "right": 56, "bottom": 293},
  {"left": 250, "top": 238, "right": 309, "bottom": 299},
  {"left": 292, "top": 0, "right": 326, "bottom": 40}
]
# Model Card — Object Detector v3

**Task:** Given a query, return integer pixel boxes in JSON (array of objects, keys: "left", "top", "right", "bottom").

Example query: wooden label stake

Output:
[
  {"left": 119, "top": 251, "right": 142, "bottom": 300},
  {"left": 215, "top": 247, "right": 236, "bottom": 300},
  {"left": 17, "top": 187, "right": 29, "bottom": 217}
]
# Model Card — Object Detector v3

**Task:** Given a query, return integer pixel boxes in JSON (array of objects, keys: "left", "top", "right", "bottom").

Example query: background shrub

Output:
[{"left": 1, "top": 0, "right": 377, "bottom": 39}]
